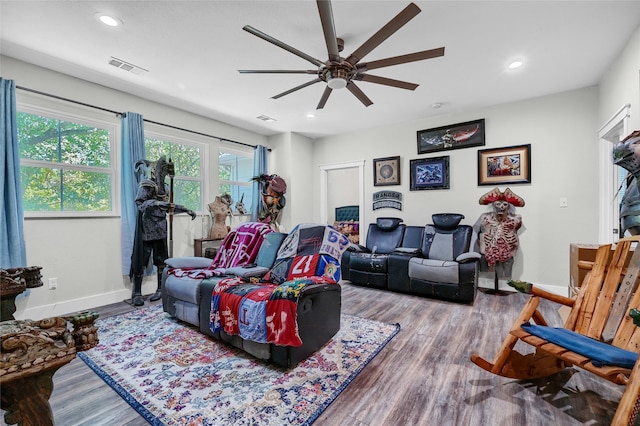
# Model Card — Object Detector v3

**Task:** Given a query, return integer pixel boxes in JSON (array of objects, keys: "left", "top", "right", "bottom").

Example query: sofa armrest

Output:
[
  {"left": 347, "top": 243, "right": 368, "bottom": 252},
  {"left": 456, "top": 252, "right": 482, "bottom": 263},
  {"left": 224, "top": 265, "right": 270, "bottom": 278},
  {"left": 394, "top": 247, "right": 420, "bottom": 255},
  {"left": 165, "top": 256, "right": 212, "bottom": 269}
]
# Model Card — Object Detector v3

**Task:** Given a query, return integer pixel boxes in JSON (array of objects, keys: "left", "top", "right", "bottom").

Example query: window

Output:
[
  {"left": 144, "top": 134, "right": 205, "bottom": 212},
  {"left": 219, "top": 146, "right": 254, "bottom": 212},
  {"left": 17, "top": 107, "right": 116, "bottom": 215}
]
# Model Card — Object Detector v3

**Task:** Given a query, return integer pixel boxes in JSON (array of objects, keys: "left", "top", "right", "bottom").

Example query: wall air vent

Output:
[
  {"left": 256, "top": 115, "right": 277, "bottom": 122},
  {"left": 108, "top": 57, "right": 148, "bottom": 75}
]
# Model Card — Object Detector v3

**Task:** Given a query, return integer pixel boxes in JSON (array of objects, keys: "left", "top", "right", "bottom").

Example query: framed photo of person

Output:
[{"left": 417, "top": 119, "right": 485, "bottom": 154}]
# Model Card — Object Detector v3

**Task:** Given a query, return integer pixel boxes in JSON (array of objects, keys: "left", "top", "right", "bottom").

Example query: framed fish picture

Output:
[{"left": 417, "top": 119, "right": 485, "bottom": 154}]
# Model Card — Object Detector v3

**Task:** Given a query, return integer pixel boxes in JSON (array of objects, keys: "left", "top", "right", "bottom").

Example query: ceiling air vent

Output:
[
  {"left": 256, "top": 115, "right": 276, "bottom": 122},
  {"left": 108, "top": 57, "right": 148, "bottom": 76}
]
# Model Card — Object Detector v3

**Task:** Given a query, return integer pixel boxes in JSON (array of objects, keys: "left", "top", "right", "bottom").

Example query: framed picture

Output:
[
  {"left": 410, "top": 156, "right": 450, "bottom": 190},
  {"left": 373, "top": 156, "right": 401, "bottom": 186},
  {"left": 417, "top": 119, "right": 485, "bottom": 154},
  {"left": 477, "top": 144, "right": 531, "bottom": 185}
]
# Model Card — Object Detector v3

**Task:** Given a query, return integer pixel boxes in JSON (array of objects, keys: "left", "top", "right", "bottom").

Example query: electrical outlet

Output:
[{"left": 48, "top": 277, "right": 57, "bottom": 290}]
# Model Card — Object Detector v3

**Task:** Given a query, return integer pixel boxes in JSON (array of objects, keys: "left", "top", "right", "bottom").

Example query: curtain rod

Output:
[{"left": 16, "top": 85, "right": 267, "bottom": 150}]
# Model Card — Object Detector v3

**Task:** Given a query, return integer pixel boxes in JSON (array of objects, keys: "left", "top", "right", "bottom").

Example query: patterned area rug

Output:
[{"left": 79, "top": 304, "right": 399, "bottom": 425}]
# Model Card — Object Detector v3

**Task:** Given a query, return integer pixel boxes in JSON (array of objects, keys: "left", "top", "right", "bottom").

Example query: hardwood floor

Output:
[{"left": 1, "top": 284, "right": 624, "bottom": 425}]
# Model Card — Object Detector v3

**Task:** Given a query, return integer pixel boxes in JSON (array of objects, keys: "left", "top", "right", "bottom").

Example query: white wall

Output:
[
  {"left": 266, "top": 131, "right": 314, "bottom": 232},
  {"left": 599, "top": 25, "right": 640, "bottom": 131},
  {"left": 1, "top": 56, "right": 271, "bottom": 319},
  {"left": 312, "top": 87, "right": 601, "bottom": 293}
]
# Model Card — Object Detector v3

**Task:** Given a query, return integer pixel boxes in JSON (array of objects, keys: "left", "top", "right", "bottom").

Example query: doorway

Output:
[
  {"left": 598, "top": 103, "right": 631, "bottom": 243},
  {"left": 319, "top": 160, "right": 365, "bottom": 242}
]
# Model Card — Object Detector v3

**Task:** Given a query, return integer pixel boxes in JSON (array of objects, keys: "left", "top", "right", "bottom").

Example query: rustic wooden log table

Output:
[
  {"left": 1, "top": 266, "right": 44, "bottom": 322},
  {"left": 0, "top": 312, "right": 99, "bottom": 426}
]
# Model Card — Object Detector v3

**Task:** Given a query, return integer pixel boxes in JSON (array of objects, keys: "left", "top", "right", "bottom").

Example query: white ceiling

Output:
[{"left": 2, "top": 1, "right": 640, "bottom": 139}]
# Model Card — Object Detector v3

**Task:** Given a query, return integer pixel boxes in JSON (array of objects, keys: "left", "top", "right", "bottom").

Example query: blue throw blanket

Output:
[{"left": 521, "top": 323, "right": 638, "bottom": 369}]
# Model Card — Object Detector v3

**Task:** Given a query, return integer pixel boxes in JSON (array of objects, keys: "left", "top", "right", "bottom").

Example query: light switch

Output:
[{"left": 560, "top": 197, "right": 568, "bottom": 208}]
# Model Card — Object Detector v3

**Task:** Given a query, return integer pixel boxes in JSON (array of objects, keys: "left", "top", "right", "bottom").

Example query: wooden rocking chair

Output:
[{"left": 470, "top": 237, "right": 640, "bottom": 425}]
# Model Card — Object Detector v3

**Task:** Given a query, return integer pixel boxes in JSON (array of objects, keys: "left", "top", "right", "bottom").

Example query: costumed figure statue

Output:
[
  {"left": 235, "top": 194, "right": 248, "bottom": 215},
  {"left": 612, "top": 130, "right": 640, "bottom": 236},
  {"left": 208, "top": 193, "right": 233, "bottom": 240},
  {"left": 474, "top": 187, "right": 525, "bottom": 286},
  {"left": 130, "top": 155, "right": 195, "bottom": 306},
  {"left": 251, "top": 174, "right": 287, "bottom": 230}
]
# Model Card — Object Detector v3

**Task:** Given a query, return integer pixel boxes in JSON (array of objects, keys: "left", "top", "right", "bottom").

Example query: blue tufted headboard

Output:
[
  {"left": 335, "top": 205, "right": 359, "bottom": 222},
  {"left": 334, "top": 205, "right": 360, "bottom": 243}
]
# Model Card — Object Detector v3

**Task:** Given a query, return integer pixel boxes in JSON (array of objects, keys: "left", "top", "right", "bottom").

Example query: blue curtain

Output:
[
  {"left": 251, "top": 145, "right": 268, "bottom": 222},
  {"left": 0, "top": 78, "right": 27, "bottom": 268},
  {"left": 120, "top": 112, "right": 145, "bottom": 275}
]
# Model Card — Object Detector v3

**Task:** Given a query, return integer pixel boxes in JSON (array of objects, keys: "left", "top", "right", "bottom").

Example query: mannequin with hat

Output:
[
  {"left": 474, "top": 187, "right": 525, "bottom": 293},
  {"left": 251, "top": 173, "right": 287, "bottom": 231}
]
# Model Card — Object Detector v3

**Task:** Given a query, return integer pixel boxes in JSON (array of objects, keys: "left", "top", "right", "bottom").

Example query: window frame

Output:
[
  {"left": 143, "top": 129, "right": 209, "bottom": 214},
  {"left": 218, "top": 142, "right": 254, "bottom": 213},
  {"left": 17, "top": 102, "right": 119, "bottom": 218}
]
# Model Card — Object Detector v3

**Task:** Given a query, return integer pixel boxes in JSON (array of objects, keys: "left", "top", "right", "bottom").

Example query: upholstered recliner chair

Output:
[
  {"left": 406, "top": 213, "right": 481, "bottom": 303},
  {"left": 162, "top": 231, "right": 286, "bottom": 326},
  {"left": 346, "top": 217, "right": 406, "bottom": 289},
  {"left": 162, "top": 224, "right": 348, "bottom": 368}
]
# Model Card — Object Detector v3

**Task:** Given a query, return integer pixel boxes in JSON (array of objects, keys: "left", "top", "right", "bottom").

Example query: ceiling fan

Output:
[{"left": 239, "top": 1, "right": 445, "bottom": 110}]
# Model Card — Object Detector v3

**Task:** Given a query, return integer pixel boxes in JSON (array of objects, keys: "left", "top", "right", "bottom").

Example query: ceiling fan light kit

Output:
[
  {"left": 326, "top": 69, "right": 348, "bottom": 89},
  {"left": 327, "top": 78, "right": 347, "bottom": 90},
  {"left": 239, "top": 0, "right": 445, "bottom": 110}
]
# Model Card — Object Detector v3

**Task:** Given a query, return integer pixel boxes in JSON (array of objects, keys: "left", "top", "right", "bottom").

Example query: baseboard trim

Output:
[
  {"left": 477, "top": 277, "right": 567, "bottom": 297},
  {"left": 17, "top": 289, "right": 132, "bottom": 320}
]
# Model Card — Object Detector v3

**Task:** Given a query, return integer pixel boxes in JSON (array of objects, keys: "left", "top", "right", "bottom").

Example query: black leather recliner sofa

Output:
[
  {"left": 343, "top": 214, "right": 480, "bottom": 304},
  {"left": 342, "top": 217, "right": 406, "bottom": 288}
]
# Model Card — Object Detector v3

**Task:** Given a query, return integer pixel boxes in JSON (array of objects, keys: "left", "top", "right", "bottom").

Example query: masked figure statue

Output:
[
  {"left": 612, "top": 130, "right": 640, "bottom": 236},
  {"left": 251, "top": 174, "right": 287, "bottom": 230},
  {"left": 130, "top": 156, "right": 195, "bottom": 306},
  {"left": 474, "top": 187, "right": 525, "bottom": 280}
]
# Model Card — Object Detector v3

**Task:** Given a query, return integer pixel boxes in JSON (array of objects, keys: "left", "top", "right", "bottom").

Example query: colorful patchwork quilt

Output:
[
  {"left": 210, "top": 224, "right": 350, "bottom": 346},
  {"left": 170, "top": 222, "right": 273, "bottom": 279}
]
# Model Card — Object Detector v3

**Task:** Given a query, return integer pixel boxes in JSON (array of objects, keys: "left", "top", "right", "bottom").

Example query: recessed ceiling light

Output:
[
  {"left": 306, "top": 113, "right": 316, "bottom": 119},
  {"left": 97, "top": 14, "right": 120, "bottom": 27},
  {"left": 432, "top": 102, "right": 442, "bottom": 109},
  {"left": 508, "top": 60, "right": 523, "bottom": 69}
]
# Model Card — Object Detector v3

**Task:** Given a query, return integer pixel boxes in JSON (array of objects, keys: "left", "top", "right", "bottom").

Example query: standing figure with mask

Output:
[
  {"left": 474, "top": 187, "right": 525, "bottom": 282},
  {"left": 130, "top": 156, "right": 195, "bottom": 306}
]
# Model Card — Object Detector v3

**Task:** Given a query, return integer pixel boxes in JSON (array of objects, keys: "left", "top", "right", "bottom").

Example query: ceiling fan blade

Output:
[
  {"left": 316, "top": 86, "right": 333, "bottom": 109},
  {"left": 316, "top": 0, "right": 340, "bottom": 62},
  {"left": 357, "top": 47, "right": 445, "bottom": 71},
  {"left": 243, "top": 25, "right": 325, "bottom": 68},
  {"left": 239, "top": 70, "right": 318, "bottom": 74},
  {"left": 272, "top": 78, "right": 322, "bottom": 99},
  {"left": 346, "top": 2, "right": 421, "bottom": 66},
  {"left": 355, "top": 74, "right": 419, "bottom": 91},
  {"left": 346, "top": 81, "right": 373, "bottom": 107}
]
